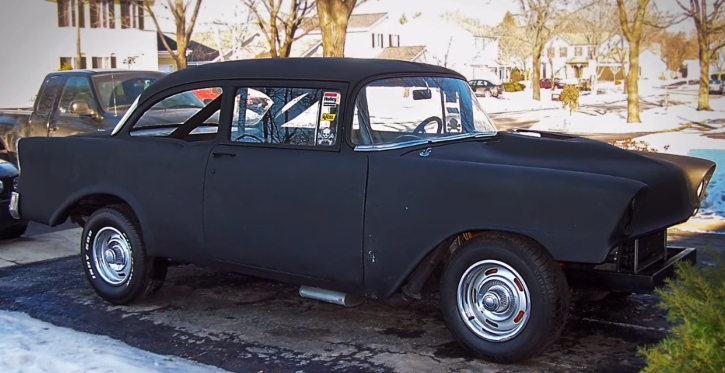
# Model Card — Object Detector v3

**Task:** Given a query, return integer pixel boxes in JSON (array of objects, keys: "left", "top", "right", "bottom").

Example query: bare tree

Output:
[
  {"left": 660, "top": 31, "right": 698, "bottom": 72},
  {"left": 209, "top": 6, "right": 255, "bottom": 61},
  {"left": 578, "top": 1, "right": 620, "bottom": 95},
  {"left": 675, "top": 0, "right": 725, "bottom": 111},
  {"left": 516, "top": 0, "right": 589, "bottom": 101},
  {"left": 497, "top": 11, "right": 530, "bottom": 72},
  {"left": 144, "top": 0, "right": 204, "bottom": 70},
  {"left": 616, "top": 0, "right": 678, "bottom": 122},
  {"left": 245, "top": 0, "right": 314, "bottom": 58}
]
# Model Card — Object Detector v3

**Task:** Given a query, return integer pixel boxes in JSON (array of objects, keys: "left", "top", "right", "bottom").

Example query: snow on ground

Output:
[
  {"left": 529, "top": 100, "right": 725, "bottom": 135},
  {"left": 479, "top": 91, "right": 561, "bottom": 114},
  {"left": 0, "top": 310, "right": 228, "bottom": 373},
  {"left": 631, "top": 132, "right": 725, "bottom": 222}
]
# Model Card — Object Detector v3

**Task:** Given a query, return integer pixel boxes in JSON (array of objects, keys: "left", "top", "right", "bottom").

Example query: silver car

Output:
[{"left": 710, "top": 79, "right": 723, "bottom": 94}]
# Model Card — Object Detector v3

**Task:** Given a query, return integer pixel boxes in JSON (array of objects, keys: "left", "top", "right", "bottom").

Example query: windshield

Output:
[
  {"left": 92, "top": 72, "right": 166, "bottom": 113},
  {"left": 351, "top": 76, "right": 497, "bottom": 149}
]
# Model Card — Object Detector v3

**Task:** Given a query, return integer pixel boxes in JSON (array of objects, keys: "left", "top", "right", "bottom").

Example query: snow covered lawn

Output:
[
  {"left": 0, "top": 310, "right": 228, "bottom": 373},
  {"left": 529, "top": 100, "right": 725, "bottom": 135},
  {"left": 478, "top": 91, "right": 561, "bottom": 114}
]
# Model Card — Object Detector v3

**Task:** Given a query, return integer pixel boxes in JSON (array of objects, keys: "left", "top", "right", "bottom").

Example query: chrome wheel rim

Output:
[
  {"left": 92, "top": 227, "right": 131, "bottom": 286},
  {"left": 456, "top": 259, "right": 531, "bottom": 342}
]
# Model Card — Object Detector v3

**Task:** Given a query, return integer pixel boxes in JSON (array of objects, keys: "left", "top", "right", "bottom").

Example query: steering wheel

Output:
[
  {"left": 413, "top": 116, "right": 443, "bottom": 135},
  {"left": 233, "top": 133, "right": 263, "bottom": 142}
]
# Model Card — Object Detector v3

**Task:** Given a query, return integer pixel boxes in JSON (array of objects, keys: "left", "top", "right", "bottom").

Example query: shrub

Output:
[
  {"left": 511, "top": 68, "right": 525, "bottom": 82},
  {"left": 614, "top": 79, "right": 622, "bottom": 85},
  {"left": 518, "top": 83, "right": 526, "bottom": 90},
  {"left": 503, "top": 82, "right": 521, "bottom": 92},
  {"left": 559, "top": 85, "right": 579, "bottom": 113},
  {"left": 638, "top": 255, "right": 725, "bottom": 373},
  {"left": 58, "top": 62, "right": 73, "bottom": 71}
]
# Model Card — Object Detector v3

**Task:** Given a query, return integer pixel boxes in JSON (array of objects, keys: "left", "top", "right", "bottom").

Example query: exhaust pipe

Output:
[{"left": 299, "top": 286, "right": 365, "bottom": 307}]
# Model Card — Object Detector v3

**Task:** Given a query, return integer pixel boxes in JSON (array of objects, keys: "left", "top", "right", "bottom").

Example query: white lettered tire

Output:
[
  {"left": 81, "top": 204, "right": 167, "bottom": 305},
  {"left": 440, "top": 233, "right": 569, "bottom": 364}
]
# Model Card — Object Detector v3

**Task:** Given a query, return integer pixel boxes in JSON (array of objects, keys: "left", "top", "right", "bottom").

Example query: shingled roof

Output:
[
  {"left": 376, "top": 46, "right": 426, "bottom": 61},
  {"left": 300, "top": 13, "right": 387, "bottom": 33}
]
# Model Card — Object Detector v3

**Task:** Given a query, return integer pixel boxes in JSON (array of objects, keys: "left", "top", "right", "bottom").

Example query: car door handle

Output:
[{"left": 212, "top": 152, "right": 236, "bottom": 158}]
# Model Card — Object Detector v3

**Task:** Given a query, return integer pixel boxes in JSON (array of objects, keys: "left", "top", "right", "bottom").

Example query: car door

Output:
[
  {"left": 202, "top": 83, "right": 368, "bottom": 291},
  {"left": 50, "top": 76, "right": 102, "bottom": 137},
  {"left": 27, "top": 75, "right": 63, "bottom": 138}
]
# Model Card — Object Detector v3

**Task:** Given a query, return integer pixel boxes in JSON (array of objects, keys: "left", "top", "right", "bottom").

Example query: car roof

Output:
[{"left": 138, "top": 57, "right": 464, "bottom": 103}]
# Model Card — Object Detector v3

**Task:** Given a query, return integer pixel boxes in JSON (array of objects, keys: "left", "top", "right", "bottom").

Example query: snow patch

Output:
[
  {"left": 529, "top": 102, "right": 725, "bottom": 134},
  {"left": 0, "top": 310, "right": 230, "bottom": 373}
]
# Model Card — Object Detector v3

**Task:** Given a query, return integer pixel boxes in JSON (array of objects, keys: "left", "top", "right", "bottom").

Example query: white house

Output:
[
  {"left": 0, "top": 0, "right": 159, "bottom": 108},
  {"left": 294, "top": 12, "right": 399, "bottom": 58}
]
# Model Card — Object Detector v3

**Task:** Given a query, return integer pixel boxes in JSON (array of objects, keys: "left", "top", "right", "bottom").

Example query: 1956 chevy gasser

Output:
[{"left": 10, "top": 58, "right": 715, "bottom": 364}]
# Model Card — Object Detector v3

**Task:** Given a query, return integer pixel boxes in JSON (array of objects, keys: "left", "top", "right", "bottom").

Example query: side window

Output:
[
  {"left": 58, "top": 77, "right": 95, "bottom": 113},
  {"left": 231, "top": 87, "right": 339, "bottom": 147},
  {"left": 129, "top": 87, "right": 222, "bottom": 139},
  {"left": 36, "top": 76, "right": 63, "bottom": 115}
]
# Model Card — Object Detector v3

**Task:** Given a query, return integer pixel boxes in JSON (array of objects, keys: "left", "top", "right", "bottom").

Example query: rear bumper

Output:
[{"left": 563, "top": 246, "right": 697, "bottom": 294}]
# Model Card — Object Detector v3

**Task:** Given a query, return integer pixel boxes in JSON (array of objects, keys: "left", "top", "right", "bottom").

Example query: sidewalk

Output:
[{"left": 0, "top": 228, "right": 81, "bottom": 268}]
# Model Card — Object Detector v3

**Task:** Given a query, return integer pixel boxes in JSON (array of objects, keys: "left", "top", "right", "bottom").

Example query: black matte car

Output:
[{"left": 10, "top": 58, "right": 714, "bottom": 364}]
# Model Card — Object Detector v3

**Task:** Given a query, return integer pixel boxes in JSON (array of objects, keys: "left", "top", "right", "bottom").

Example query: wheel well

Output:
[
  {"left": 62, "top": 194, "right": 131, "bottom": 227},
  {"left": 390, "top": 230, "right": 549, "bottom": 304}
]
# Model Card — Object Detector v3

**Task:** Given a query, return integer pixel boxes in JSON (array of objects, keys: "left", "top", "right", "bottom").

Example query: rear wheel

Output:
[
  {"left": 81, "top": 205, "right": 167, "bottom": 305},
  {"left": 440, "top": 233, "right": 569, "bottom": 364}
]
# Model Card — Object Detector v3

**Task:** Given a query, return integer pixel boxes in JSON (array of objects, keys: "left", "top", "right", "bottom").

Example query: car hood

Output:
[{"left": 401, "top": 130, "right": 716, "bottom": 230}]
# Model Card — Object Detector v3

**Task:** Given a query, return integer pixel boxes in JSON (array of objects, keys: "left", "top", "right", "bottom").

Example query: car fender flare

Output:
[{"left": 50, "top": 186, "right": 158, "bottom": 256}]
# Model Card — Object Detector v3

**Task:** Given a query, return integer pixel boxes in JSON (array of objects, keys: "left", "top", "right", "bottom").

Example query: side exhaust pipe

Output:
[{"left": 299, "top": 286, "right": 365, "bottom": 307}]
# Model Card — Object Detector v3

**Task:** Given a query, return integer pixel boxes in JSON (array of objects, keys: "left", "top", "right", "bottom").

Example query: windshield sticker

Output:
[
  {"left": 322, "top": 92, "right": 340, "bottom": 106},
  {"left": 321, "top": 113, "right": 336, "bottom": 122}
]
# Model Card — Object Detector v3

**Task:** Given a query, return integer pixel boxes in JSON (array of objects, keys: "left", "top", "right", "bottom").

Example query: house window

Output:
[
  {"left": 120, "top": 0, "right": 131, "bottom": 28},
  {"left": 587, "top": 47, "right": 594, "bottom": 59},
  {"left": 560, "top": 47, "right": 567, "bottom": 58},
  {"left": 547, "top": 47, "right": 555, "bottom": 58},
  {"left": 111, "top": 55, "right": 117, "bottom": 68},
  {"left": 575, "top": 47, "right": 582, "bottom": 57},
  {"left": 79, "top": 56, "right": 87, "bottom": 69},
  {"left": 137, "top": 1, "right": 145, "bottom": 30},
  {"left": 378, "top": 34, "right": 383, "bottom": 48},
  {"left": 231, "top": 87, "right": 339, "bottom": 147},
  {"left": 90, "top": 0, "right": 101, "bottom": 28},
  {"left": 388, "top": 34, "right": 400, "bottom": 47},
  {"left": 77, "top": 0, "right": 86, "bottom": 28},
  {"left": 57, "top": 0, "right": 70, "bottom": 27},
  {"left": 108, "top": 0, "right": 115, "bottom": 28},
  {"left": 92, "top": 57, "right": 103, "bottom": 68},
  {"left": 59, "top": 57, "right": 74, "bottom": 70}
]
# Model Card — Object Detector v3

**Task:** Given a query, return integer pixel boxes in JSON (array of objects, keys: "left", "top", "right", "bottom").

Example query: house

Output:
[
  {"left": 539, "top": 33, "right": 607, "bottom": 81},
  {"left": 376, "top": 45, "right": 427, "bottom": 62},
  {"left": 594, "top": 34, "right": 668, "bottom": 81},
  {"left": 157, "top": 33, "right": 219, "bottom": 72},
  {"left": 0, "top": 0, "right": 159, "bottom": 108},
  {"left": 397, "top": 12, "right": 511, "bottom": 80},
  {"left": 295, "top": 12, "right": 400, "bottom": 58}
]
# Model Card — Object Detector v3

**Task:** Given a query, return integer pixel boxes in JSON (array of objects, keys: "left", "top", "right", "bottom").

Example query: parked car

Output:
[
  {"left": 709, "top": 79, "right": 723, "bottom": 94},
  {"left": 540, "top": 78, "right": 564, "bottom": 89},
  {"left": 0, "top": 69, "right": 170, "bottom": 166},
  {"left": 0, "top": 159, "right": 27, "bottom": 239},
  {"left": 468, "top": 79, "right": 503, "bottom": 97},
  {"left": 11, "top": 58, "right": 714, "bottom": 364},
  {"left": 193, "top": 87, "right": 223, "bottom": 104}
]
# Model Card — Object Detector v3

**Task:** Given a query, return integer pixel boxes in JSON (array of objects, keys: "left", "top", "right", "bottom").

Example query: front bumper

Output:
[
  {"left": 563, "top": 246, "right": 697, "bottom": 294},
  {"left": 8, "top": 191, "right": 19, "bottom": 220}
]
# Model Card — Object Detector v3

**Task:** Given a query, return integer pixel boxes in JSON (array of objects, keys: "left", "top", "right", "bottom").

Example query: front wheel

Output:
[
  {"left": 81, "top": 205, "right": 167, "bottom": 305},
  {"left": 440, "top": 233, "right": 569, "bottom": 364}
]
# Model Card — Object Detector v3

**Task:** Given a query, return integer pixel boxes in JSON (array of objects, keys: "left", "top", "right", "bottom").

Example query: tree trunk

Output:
[
  {"left": 319, "top": 16, "right": 349, "bottom": 57},
  {"left": 532, "top": 51, "right": 541, "bottom": 101},
  {"left": 696, "top": 32, "right": 712, "bottom": 111},
  {"left": 625, "top": 40, "right": 641, "bottom": 123}
]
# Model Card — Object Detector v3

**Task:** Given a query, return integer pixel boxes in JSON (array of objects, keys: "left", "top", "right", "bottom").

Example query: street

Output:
[{"left": 0, "top": 227, "right": 722, "bottom": 373}]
